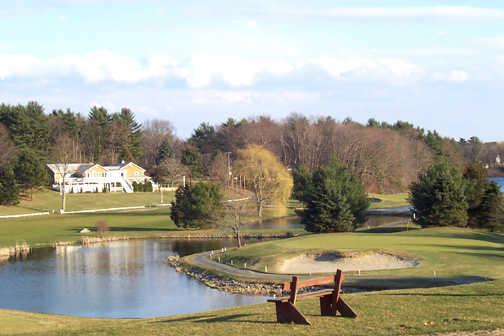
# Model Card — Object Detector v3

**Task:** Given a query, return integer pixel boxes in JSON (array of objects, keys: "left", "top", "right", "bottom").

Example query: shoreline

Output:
[
  {"left": 167, "top": 255, "right": 284, "bottom": 296},
  {"left": 0, "top": 230, "right": 301, "bottom": 263}
]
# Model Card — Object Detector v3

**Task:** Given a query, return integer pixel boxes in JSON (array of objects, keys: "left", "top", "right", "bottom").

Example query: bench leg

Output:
[
  {"left": 319, "top": 294, "right": 357, "bottom": 318},
  {"left": 274, "top": 302, "right": 311, "bottom": 325},
  {"left": 319, "top": 295, "right": 334, "bottom": 316},
  {"left": 336, "top": 297, "right": 357, "bottom": 318}
]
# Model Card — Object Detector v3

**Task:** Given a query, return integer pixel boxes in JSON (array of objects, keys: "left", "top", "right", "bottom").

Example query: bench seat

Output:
[{"left": 267, "top": 289, "right": 335, "bottom": 302}]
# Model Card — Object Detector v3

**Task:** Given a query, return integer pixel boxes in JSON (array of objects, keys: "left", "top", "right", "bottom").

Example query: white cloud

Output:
[
  {"left": 0, "top": 50, "right": 482, "bottom": 88},
  {"left": 270, "top": 6, "right": 504, "bottom": 21},
  {"left": 0, "top": 54, "right": 41, "bottom": 79},
  {"left": 310, "top": 56, "right": 423, "bottom": 84},
  {"left": 432, "top": 70, "right": 469, "bottom": 82},
  {"left": 478, "top": 37, "right": 504, "bottom": 49}
]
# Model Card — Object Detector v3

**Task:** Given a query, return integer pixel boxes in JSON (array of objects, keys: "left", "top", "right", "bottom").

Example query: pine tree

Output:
[
  {"left": 170, "top": 183, "right": 223, "bottom": 228},
  {"left": 14, "top": 147, "right": 47, "bottom": 197},
  {"left": 410, "top": 160, "right": 468, "bottom": 227},
  {"left": 118, "top": 108, "right": 143, "bottom": 162},
  {"left": 301, "top": 162, "right": 369, "bottom": 232},
  {"left": 0, "top": 166, "right": 19, "bottom": 205},
  {"left": 87, "top": 106, "right": 110, "bottom": 162}
]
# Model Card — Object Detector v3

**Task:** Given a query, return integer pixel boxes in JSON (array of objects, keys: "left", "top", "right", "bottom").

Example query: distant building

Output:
[
  {"left": 46, "top": 161, "right": 156, "bottom": 193},
  {"left": 496, "top": 155, "right": 502, "bottom": 167}
]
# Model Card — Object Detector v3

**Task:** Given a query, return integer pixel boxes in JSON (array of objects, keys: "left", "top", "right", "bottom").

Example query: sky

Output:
[{"left": 1, "top": 1, "right": 504, "bottom": 141}]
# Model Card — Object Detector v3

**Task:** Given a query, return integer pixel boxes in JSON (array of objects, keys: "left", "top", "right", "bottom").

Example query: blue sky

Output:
[{"left": 1, "top": 1, "right": 504, "bottom": 140}]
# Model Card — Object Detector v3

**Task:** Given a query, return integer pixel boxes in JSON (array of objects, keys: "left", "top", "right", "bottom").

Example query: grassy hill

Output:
[{"left": 0, "top": 227, "right": 502, "bottom": 335}]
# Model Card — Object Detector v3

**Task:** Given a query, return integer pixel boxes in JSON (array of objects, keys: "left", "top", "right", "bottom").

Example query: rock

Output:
[{"left": 80, "top": 228, "right": 91, "bottom": 234}]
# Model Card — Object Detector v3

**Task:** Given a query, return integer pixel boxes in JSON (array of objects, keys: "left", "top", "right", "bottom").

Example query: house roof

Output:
[
  {"left": 104, "top": 162, "right": 145, "bottom": 172},
  {"left": 47, "top": 162, "right": 146, "bottom": 174},
  {"left": 46, "top": 163, "right": 95, "bottom": 175}
]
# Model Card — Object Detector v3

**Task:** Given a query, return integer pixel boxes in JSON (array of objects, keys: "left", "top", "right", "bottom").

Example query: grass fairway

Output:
[
  {"left": 0, "top": 227, "right": 503, "bottom": 336},
  {"left": 0, "top": 188, "right": 171, "bottom": 215},
  {"left": 368, "top": 193, "right": 409, "bottom": 209},
  {"left": 220, "top": 227, "right": 504, "bottom": 280}
]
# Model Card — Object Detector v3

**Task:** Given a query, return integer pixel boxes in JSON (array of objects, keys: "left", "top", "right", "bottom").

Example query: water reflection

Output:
[{"left": 0, "top": 239, "right": 264, "bottom": 318}]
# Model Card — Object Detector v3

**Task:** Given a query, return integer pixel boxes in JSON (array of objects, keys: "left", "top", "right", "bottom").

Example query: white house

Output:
[{"left": 46, "top": 161, "right": 156, "bottom": 193}]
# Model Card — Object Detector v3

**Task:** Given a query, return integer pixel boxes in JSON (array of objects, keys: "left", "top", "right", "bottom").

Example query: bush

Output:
[
  {"left": 300, "top": 162, "right": 369, "bottom": 232},
  {"left": 95, "top": 220, "right": 109, "bottom": 235},
  {"left": 410, "top": 160, "right": 468, "bottom": 227},
  {"left": 463, "top": 163, "right": 504, "bottom": 230},
  {"left": 170, "top": 182, "right": 223, "bottom": 228}
]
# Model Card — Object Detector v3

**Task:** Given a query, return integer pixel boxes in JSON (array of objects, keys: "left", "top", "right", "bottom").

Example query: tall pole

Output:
[{"left": 225, "top": 152, "right": 232, "bottom": 188}]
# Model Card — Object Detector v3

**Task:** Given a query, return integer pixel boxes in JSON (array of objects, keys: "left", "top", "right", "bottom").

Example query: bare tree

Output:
[
  {"left": 155, "top": 158, "right": 189, "bottom": 188},
  {"left": 51, "top": 134, "right": 75, "bottom": 212},
  {"left": 142, "top": 119, "right": 176, "bottom": 168}
]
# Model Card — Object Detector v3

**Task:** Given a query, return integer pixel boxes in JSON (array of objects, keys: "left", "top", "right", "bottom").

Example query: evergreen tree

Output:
[
  {"left": 292, "top": 166, "right": 311, "bottom": 201},
  {"left": 189, "top": 122, "right": 217, "bottom": 154},
  {"left": 181, "top": 146, "right": 205, "bottom": 177},
  {"left": 155, "top": 139, "right": 175, "bottom": 165},
  {"left": 0, "top": 102, "right": 49, "bottom": 153},
  {"left": 170, "top": 182, "right": 223, "bottom": 228},
  {"left": 118, "top": 108, "right": 143, "bottom": 161},
  {"left": 474, "top": 182, "right": 503, "bottom": 231},
  {"left": 87, "top": 106, "right": 110, "bottom": 161},
  {"left": 0, "top": 165, "right": 19, "bottom": 205},
  {"left": 463, "top": 163, "right": 503, "bottom": 230},
  {"left": 301, "top": 162, "right": 369, "bottom": 232},
  {"left": 464, "top": 163, "right": 489, "bottom": 227},
  {"left": 410, "top": 160, "right": 468, "bottom": 227},
  {"left": 14, "top": 147, "right": 47, "bottom": 197}
]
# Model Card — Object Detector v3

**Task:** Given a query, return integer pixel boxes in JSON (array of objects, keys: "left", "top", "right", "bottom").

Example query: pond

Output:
[
  {"left": 489, "top": 176, "right": 504, "bottom": 191},
  {"left": 0, "top": 239, "right": 266, "bottom": 318},
  {"left": 0, "top": 216, "right": 406, "bottom": 318}
]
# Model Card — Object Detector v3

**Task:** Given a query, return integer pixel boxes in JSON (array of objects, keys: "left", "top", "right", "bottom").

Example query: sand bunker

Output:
[{"left": 277, "top": 252, "right": 419, "bottom": 274}]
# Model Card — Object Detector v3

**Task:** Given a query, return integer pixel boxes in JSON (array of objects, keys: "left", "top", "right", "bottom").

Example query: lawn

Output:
[
  {"left": 0, "top": 188, "right": 171, "bottom": 215},
  {"left": 0, "top": 227, "right": 503, "bottom": 336},
  {"left": 219, "top": 227, "right": 504, "bottom": 281},
  {"left": 0, "top": 208, "right": 176, "bottom": 247},
  {"left": 368, "top": 193, "right": 409, "bottom": 209},
  {"left": 0, "top": 189, "right": 301, "bottom": 247}
]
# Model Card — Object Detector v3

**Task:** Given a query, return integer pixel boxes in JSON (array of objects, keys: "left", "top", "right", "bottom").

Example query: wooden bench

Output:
[{"left": 267, "top": 269, "right": 357, "bottom": 325}]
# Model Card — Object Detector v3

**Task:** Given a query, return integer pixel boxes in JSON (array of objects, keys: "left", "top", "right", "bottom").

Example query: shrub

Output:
[
  {"left": 95, "top": 220, "right": 109, "bottom": 235},
  {"left": 300, "top": 162, "right": 369, "bottom": 232},
  {"left": 463, "top": 163, "right": 504, "bottom": 229},
  {"left": 410, "top": 160, "right": 468, "bottom": 227},
  {"left": 170, "top": 182, "right": 223, "bottom": 228}
]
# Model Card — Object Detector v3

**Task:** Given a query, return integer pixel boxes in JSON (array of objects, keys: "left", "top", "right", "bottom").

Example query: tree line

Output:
[{"left": 0, "top": 100, "right": 497, "bottom": 208}]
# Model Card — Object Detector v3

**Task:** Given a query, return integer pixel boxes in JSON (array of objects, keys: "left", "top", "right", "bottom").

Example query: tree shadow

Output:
[
  {"left": 356, "top": 227, "right": 419, "bottom": 234},
  {"left": 347, "top": 276, "right": 489, "bottom": 291},
  {"left": 108, "top": 226, "right": 177, "bottom": 232},
  {"left": 156, "top": 313, "right": 275, "bottom": 324},
  {"left": 454, "top": 252, "right": 504, "bottom": 259},
  {"left": 378, "top": 292, "right": 504, "bottom": 297}
]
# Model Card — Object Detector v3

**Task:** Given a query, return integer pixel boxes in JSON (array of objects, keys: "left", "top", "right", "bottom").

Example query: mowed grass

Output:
[
  {"left": 368, "top": 193, "right": 409, "bottom": 209},
  {"left": 0, "top": 188, "right": 172, "bottom": 215},
  {"left": 221, "top": 227, "right": 504, "bottom": 280},
  {"left": 0, "top": 228, "right": 503, "bottom": 336},
  {"left": 0, "top": 208, "right": 177, "bottom": 247}
]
